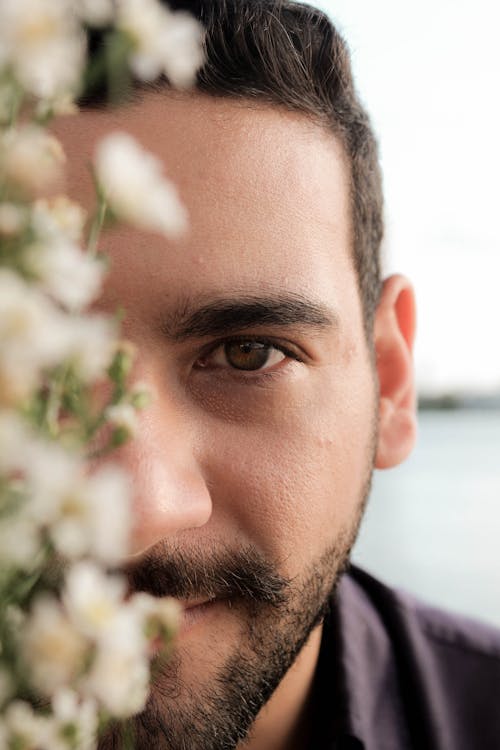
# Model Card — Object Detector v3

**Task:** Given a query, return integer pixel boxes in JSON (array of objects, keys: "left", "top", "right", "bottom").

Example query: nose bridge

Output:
[{"left": 116, "top": 385, "right": 213, "bottom": 556}]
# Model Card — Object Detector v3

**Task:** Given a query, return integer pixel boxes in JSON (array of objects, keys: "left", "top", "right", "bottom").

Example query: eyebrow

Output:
[{"left": 158, "top": 294, "right": 338, "bottom": 341}]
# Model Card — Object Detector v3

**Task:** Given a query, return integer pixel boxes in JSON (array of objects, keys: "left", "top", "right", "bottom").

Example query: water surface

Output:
[{"left": 352, "top": 409, "right": 500, "bottom": 627}]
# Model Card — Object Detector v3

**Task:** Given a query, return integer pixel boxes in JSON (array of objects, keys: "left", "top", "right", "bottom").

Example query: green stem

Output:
[
  {"left": 7, "top": 82, "right": 24, "bottom": 128},
  {"left": 87, "top": 196, "right": 108, "bottom": 256},
  {"left": 121, "top": 720, "right": 137, "bottom": 750},
  {"left": 45, "top": 364, "right": 70, "bottom": 438}
]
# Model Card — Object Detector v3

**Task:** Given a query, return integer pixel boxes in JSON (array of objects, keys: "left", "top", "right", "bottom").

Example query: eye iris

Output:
[{"left": 225, "top": 341, "right": 270, "bottom": 370}]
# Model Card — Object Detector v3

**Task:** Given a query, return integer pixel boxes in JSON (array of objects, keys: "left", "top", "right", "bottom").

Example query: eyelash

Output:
[{"left": 194, "top": 336, "right": 303, "bottom": 376}]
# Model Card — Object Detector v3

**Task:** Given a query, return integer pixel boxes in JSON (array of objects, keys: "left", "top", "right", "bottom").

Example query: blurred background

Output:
[{"left": 307, "top": 0, "right": 500, "bottom": 625}]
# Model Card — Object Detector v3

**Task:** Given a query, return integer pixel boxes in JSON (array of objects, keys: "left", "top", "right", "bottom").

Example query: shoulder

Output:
[
  {"left": 344, "top": 565, "right": 500, "bottom": 662},
  {"left": 332, "top": 566, "right": 500, "bottom": 750}
]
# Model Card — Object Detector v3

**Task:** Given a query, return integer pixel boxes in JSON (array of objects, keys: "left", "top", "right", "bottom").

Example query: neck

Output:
[{"left": 241, "top": 624, "right": 323, "bottom": 750}]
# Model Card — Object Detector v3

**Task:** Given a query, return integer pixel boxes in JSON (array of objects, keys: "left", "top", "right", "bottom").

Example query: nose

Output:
[{"left": 112, "top": 396, "right": 213, "bottom": 556}]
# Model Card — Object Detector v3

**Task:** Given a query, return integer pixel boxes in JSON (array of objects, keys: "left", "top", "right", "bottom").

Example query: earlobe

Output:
[{"left": 374, "top": 275, "right": 417, "bottom": 469}]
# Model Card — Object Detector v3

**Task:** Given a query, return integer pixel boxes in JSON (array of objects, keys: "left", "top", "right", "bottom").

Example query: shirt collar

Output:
[{"left": 312, "top": 567, "right": 412, "bottom": 749}]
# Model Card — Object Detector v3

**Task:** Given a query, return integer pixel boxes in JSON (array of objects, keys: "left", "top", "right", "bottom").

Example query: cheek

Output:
[{"left": 196, "top": 364, "right": 376, "bottom": 575}]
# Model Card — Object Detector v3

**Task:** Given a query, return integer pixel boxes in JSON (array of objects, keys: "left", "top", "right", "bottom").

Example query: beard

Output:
[
  {"left": 98, "top": 525, "right": 362, "bottom": 750},
  {"left": 98, "top": 429, "right": 376, "bottom": 750}
]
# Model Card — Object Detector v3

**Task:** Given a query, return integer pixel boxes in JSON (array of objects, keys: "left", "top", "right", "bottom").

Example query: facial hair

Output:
[
  {"left": 98, "top": 519, "right": 362, "bottom": 750},
  {"left": 98, "top": 410, "right": 377, "bottom": 750}
]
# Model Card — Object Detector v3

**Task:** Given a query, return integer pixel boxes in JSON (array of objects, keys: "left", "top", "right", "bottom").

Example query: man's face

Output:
[{"left": 56, "top": 92, "right": 378, "bottom": 748}]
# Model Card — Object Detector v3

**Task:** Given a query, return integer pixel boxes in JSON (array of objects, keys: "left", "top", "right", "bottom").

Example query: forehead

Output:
[{"left": 54, "top": 92, "right": 356, "bottom": 318}]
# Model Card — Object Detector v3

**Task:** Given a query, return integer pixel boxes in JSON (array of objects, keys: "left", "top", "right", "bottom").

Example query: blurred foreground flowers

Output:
[{"left": 0, "top": 1, "right": 203, "bottom": 746}]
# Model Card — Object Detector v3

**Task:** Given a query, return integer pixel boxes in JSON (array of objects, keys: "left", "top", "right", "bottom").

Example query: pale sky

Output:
[{"left": 306, "top": 0, "right": 500, "bottom": 394}]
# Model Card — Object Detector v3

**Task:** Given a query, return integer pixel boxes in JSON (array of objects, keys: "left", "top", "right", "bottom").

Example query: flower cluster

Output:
[
  {"left": 23, "top": 562, "right": 180, "bottom": 717},
  {"left": 0, "top": 1, "right": 204, "bottom": 747},
  {"left": 95, "top": 132, "right": 188, "bottom": 238}
]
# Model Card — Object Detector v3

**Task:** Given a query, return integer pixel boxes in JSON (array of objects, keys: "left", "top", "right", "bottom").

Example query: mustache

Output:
[{"left": 121, "top": 543, "right": 290, "bottom": 608}]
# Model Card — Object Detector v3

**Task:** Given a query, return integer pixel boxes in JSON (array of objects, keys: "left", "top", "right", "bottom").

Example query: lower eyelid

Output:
[{"left": 193, "top": 363, "right": 298, "bottom": 388}]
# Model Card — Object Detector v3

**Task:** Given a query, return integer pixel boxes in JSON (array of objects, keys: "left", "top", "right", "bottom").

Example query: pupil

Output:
[{"left": 225, "top": 341, "right": 270, "bottom": 370}]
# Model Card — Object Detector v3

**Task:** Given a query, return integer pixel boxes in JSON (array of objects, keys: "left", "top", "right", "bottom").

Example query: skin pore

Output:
[{"left": 53, "top": 92, "right": 416, "bottom": 749}]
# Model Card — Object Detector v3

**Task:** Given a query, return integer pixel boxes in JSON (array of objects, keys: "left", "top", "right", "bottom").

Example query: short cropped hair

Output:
[{"left": 84, "top": 0, "right": 384, "bottom": 337}]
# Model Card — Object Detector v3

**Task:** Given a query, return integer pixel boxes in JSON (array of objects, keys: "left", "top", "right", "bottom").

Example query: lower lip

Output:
[
  {"left": 148, "top": 600, "right": 226, "bottom": 657},
  {"left": 180, "top": 599, "right": 221, "bottom": 635}
]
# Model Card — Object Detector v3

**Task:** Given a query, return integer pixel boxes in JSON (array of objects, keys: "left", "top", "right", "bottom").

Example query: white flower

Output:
[
  {"left": 106, "top": 402, "right": 137, "bottom": 436},
  {"left": 0, "top": 410, "right": 33, "bottom": 474},
  {"left": 34, "top": 196, "right": 87, "bottom": 243},
  {"left": 35, "top": 92, "right": 79, "bottom": 120},
  {"left": 51, "top": 689, "right": 98, "bottom": 750},
  {"left": 0, "top": 426, "right": 88, "bottom": 516},
  {"left": 0, "top": 0, "right": 86, "bottom": 101},
  {"left": 27, "top": 196, "right": 102, "bottom": 311},
  {"left": 133, "top": 593, "right": 181, "bottom": 625},
  {"left": 4, "top": 435, "right": 127, "bottom": 566},
  {"left": 82, "top": 465, "right": 132, "bottom": 563},
  {"left": 29, "top": 457, "right": 132, "bottom": 563},
  {"left": 2, "top": 701, "right": 42, "bottom": 746},
  {"left": 75, "top": 0, "right": 115, "bottom": 27},
  {"left": 25, "top": 236, "right": 105, "bottom": 312},
  {"left": 0, "top": 270, "right": 75, "bottom": 405},
  {"left": 152, "top": 7, "right": 206, "bottom": 89},
  {"left": 0, "top": 125, "right": 65, "bottom": 196},
  {"left": 0, "top": 705, "right": 75, "bottom": 750},
  {"left": 117, "top": 0, "right": 204, "bottom": 87},
  {"left": 0, "top": 514, "right": 40, "bottom": 569},
  {"left": 24, "top": 439, "right": 83, "bottom": 522},
  {"left": 22, "top": 596, "right": 89, "bottom": 696},
  {"left": 64, "top": 314, "right": 118, "bottom": 382},
  {"left": 95, "top": 131, "right": 188, "bottom": 237},
  {"left": 64, "top": 562, "right": 151, "bottom": 716},
  {"left": 0, "top": 203, "right": 26, "bottom": 235},
  {"left": 84, "top": 643, "right": 150, "bottom": 717},
  {"left": 131, "top": 592, "right": 181, "bottom": 647},
  {"left": 63, "top": 561, "right": 129, "bottom": 640}
]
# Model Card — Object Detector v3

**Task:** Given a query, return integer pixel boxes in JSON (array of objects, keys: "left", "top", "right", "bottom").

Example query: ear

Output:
[{"left": 374, "top": 274, "right": 417, "bottom": 469}]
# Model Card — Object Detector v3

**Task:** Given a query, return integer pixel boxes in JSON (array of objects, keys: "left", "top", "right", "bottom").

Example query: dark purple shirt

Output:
[{"left": 311, "top": 566, "right": 500, "bottom": 749}]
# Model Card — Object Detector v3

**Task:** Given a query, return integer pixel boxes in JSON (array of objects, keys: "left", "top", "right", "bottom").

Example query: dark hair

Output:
[{"left": 84, "top": 0, "right": 383, "bottom": 337}]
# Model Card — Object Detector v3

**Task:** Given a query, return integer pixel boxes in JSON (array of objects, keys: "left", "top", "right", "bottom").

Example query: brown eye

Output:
[
  {"left": 197, "top": 340, "right": 287, "bottom": 372},
  {"left": 224, "top": 341, "right": 276, "bottom": 370}
]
